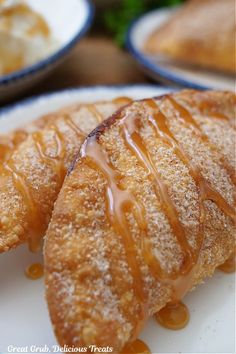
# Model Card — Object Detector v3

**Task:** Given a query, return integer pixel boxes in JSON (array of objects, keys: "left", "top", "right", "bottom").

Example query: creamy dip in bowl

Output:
[
  {"left": 0, "top": 0, "right": 93, "bottom": 103},
  {"left": 0, "top": 0, "right": 59, "bottom": 76}
]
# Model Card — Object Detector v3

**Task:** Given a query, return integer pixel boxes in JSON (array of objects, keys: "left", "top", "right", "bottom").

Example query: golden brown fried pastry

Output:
[
  {"left": 44, "top": 90, "right": 236, "bottom": 352},
  {"left": 0, "top": 109, "right": 63, "bottom": 162},
  {"left": 144, "top": 0, "right": 236, "bottom": 73},
  {"left": 0, "top": 97, "right": 131, "bottom": 252},
  {"left": 0, "top": 102, "right": 105, "bottom": 162},
  {"left": 0, "top": 132, "right": 27, "bottom": 162}
]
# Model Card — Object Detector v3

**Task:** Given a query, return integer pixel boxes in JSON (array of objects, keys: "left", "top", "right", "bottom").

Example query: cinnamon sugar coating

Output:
[
  {"left": 44, "top": 90, "right": 235, "bottom": 352},
  {"left": 0, "top": 98, "right": 131, "bottom": 252}
]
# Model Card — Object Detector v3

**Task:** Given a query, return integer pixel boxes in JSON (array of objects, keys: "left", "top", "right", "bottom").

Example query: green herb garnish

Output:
[{"left": 103, "top": 0, "right": 184, "bottom": 46}]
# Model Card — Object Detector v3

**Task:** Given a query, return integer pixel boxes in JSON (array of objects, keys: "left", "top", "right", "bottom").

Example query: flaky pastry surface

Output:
[
  {"left": 44, "top": 90, "right": 235, "bottom": 352},
  {"left": 0, "top": 97, "right": 131, "bottom": 252}
]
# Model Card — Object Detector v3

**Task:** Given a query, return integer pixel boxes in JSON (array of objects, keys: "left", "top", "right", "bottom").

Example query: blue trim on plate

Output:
[
  {"left": 126, "top": 8, "right": 210, "bottom": 90},
  {"left": 0, "top": 84, "right": 174, "bottom": 116},
  {"left": 0, "top": 0, "right": 94, "bottom": 86}
]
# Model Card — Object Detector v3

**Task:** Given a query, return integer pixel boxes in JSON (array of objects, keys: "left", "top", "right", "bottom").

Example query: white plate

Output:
[
  {"left": 0, "top": 0, "right": 93, "bottom": 103},
  {"left": 0, "top": 85, "right": 234, "bottom": 354},
  {"left": 126, "top": 8, "right": 235, "bottom": 91}
]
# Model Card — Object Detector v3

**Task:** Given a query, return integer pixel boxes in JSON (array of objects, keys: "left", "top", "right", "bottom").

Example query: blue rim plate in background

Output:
[
  {"left": 0, "top": 84, "right": 234, "bottom": 354},
  {"left": 0, "top": 0, "right": 94, "bottom": 103},
  {"left": 126, "top": 8, "right": 235, "bottom": 91}
]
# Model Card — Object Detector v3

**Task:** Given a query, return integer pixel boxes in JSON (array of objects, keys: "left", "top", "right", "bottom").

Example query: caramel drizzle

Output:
[
  {"left": 87, "top": 105, "right": 104, "bottom": 123},
  {"left": 17, "top": 118, "right": 84, "bottom": 249},
  {"left": 121, "top": 100, "right": 234, "bottom": 285},
  {"left": 0, "top": 140, "right": 14, "bottom": 161},
  {"left": 32, "top": 125, "right": 67, "bottom": 187},
  {"left": 82, "top": 97, "right": 235, "bottom": 308},
  {"left": 63, "top": 114, "right": 85, "bottom": 137},
  {"left": 146, "top": 98, "right": 235, "bottom": 230},
  {"left": 0, "top": 105, "right": 106, "bottom": 251},
  {"left": 1, "top": 161, "right": 44, "bottom": 252},
  {"left": 168, "top": 97, "right": 236, "bottom": 186},
  {"left": 122, "top": 117, "right": 194, "bottom": 280},
  {"left": 0, "top": 130, "right": 28, "bottom": 162},
  {"left": 146, "top": 99, "right": 235, "bottom": 270},
  {"left": 113, "top": 96, "right": 133, "bottom": 105},
  {"left": 83, "top": 139, "right": 146, "bottom": 303},
  {"left": 87, "top": 98, "right": 132, "bottom": 124},
  {"left": 146, "top": 101, "right": 205, "bottom": 254},
  {"left": 1, "top": 125, "right": 69, "bottom": 251}
]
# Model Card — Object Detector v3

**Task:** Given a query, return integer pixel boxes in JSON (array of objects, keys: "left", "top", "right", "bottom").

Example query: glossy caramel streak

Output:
[
  {"left": 0, "top": 141, "right": 14, "bottom": 161},
  {"left": 1, "top": 162, "right": 44, "bottom": 252},
  {"left": 81, "top": 97, "right": 235, "bottom": 314},
  {"left": 113, "top": 97, "right": 133, "bottom": 105},
  {"left": 48, "top": 124, "right": 66, "bottom": 158},
  {"left": 87, "top": 99, "right": 132, "bottom": 124},
  {"left": 122, "top": 116, "right": 194, "bottom": 280},
  {"left": 0, "top": 130, "right": 29, "bottom": 162},
  {"left": 147, "top": 99, "right": 235, "bottom": 223},
  {"left": 2, "top": 122, "right": 69, "bottom": 252},
  {"left": 168, "top": 97, "right": 236, "bottom": 186},
  {"left": 32, "top": 128, "right": 66, "bottom": 187},
  {"left": 82, "top": 138, "right": 146, "bottom": 307},
  {"left": 87, "top": 105, "right": 104, "bottom": 123},
  {"left": 146, "top": 101, "right": 206, "bottom": 250},
  {"left": 63, "top": 114, "right": 86, "bottom": 138}
]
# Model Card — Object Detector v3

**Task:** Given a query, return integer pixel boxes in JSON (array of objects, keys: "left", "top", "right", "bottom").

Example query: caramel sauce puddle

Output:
[
  {"left": 155, "top": 301, "right": 189, "bottom": 330},
  {"left": 25, "top": 263, "right": 44, "bottom": 280},
  {"left": 121, "top": 339, "right": 151, "bottom": 354}
]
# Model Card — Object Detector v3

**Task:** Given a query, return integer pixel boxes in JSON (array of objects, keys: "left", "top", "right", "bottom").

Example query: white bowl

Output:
[{"left": 0, "top": 0, "right": 94, "bottom": 103}]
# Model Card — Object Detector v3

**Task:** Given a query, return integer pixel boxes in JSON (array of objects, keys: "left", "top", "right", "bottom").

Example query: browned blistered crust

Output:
[{"left": 44, "top": 89, "right": 236, "bottom": 352}]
